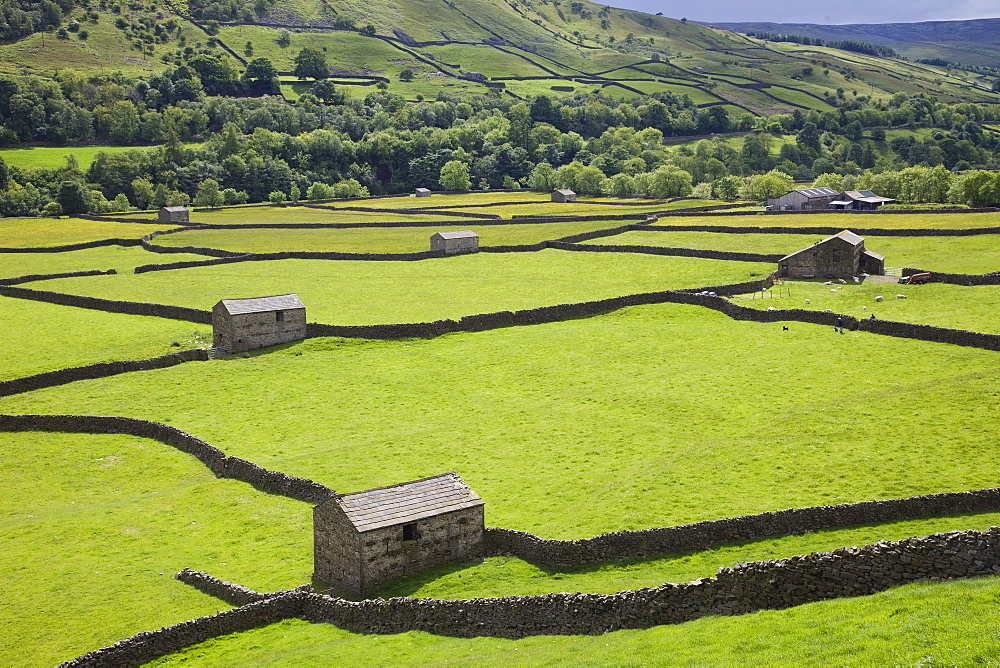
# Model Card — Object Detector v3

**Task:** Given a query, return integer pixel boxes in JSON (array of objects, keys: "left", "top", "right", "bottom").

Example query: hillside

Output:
[
  {"left": 0, "top": 0, "right": 997, "bottom": 112},
  {"left": 708, "top": 18, "right": 1000, "bottom": 69}
]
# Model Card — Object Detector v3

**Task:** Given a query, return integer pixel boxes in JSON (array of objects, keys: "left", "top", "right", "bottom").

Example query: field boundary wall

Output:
[
  {"left": 0, "top": 348, "right": 207, "bottom": 397},
  {"left": 0, "top": 413, "right": 334, "bottom": 504},
  {"left": 0, "top": 284, "right": 213, "bottom": 324},
  {"left": 902, "top": 268, "right": 1000, "bottom": 286},
  {"left": 0, "top": 269, "right": 117, "bottom": 285},
  {"left": 548, "top": 241, "right": 784, "bottom": 263},
  {"left": 60, "top": 528, "right": 1000, "bottom": 665},
  {"left": 0, "top": 238, "right": 143, "bottom": 253},
  {"left": 643, "top": 223, "right": 1000, "bottom": 236}
]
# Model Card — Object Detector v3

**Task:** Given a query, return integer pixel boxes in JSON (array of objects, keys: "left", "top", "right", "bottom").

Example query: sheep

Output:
[
  {"left": 805, "top": 299, "right": 811, "bottom": 304},
  {"left": 853, "top": 277, "right": 860, "bottom": 283},
  {"left": 897, "top": 294, "right": 907, "bottom": 299},
  {"left": 838, "top": 278, "right": 846, "bottom": 284},
  {"left": 767, "top": 306, "right": 777, "bottom": 311},
  {"left": 830, "top": 289, "right": 837, "bottom": 293},
  {"left": 862, "top": 306, "right": 868, "bottom": 310},
  {"left": 875, "top": 296, "right": 884, "bottom": 302}
]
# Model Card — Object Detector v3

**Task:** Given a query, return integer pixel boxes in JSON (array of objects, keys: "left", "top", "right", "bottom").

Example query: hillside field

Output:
[{"left": 2, "top": 200, "right": 1000, "bottom": 665}]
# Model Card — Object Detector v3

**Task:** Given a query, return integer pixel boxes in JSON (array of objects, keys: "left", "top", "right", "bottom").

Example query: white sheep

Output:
[
  {"left": 805, "top": 299, "right": 811, "bottom": 304},
  {"left": 862, "top": 306, "right": 867, "bottom": 310},
  {"left": 838, "top": 278, "right": 846, "bottom": 284},
  {"left": 875, "top": 296, "right": 884, "bottom": 302},
  {"left": 853, "top": 277, "right": 860, "bottom": 283},
  {"left": 897, "top": 294, "right": 907, "bottom": 299},
  {"left": 830, "top": 289, "right": 837, "bottom": 293},
  {"left": 767, "top": 306, "right": 777, "bottom": 311}
]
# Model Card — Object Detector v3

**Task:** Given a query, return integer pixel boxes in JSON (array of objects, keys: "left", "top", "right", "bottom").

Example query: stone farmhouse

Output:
[
  {"left": 431, "top": 230, "right": 479, "bottom": 254},
  {"left": 766, "top": 187, "right": 840, "bottom": 211},
  {"left": 415, "top": 188, "right": 432, "bottom": 197},
  {"left": 552, "top": 189, "right": 577, "bottom": 203},
  {"left": 830, "top": 190, "right": 897, "bottom": 210},
  {"left": 778, "top": 230, "right": 885, "bottom": 279},
  {"left": 158, "top": 206, "right": 189, "bottom": 224},
  {"left": 211, "top": 293, "right": 307, "bottom": 354},
  {"left": 313, "top": 472, "right": 485, "bottom": 594}
]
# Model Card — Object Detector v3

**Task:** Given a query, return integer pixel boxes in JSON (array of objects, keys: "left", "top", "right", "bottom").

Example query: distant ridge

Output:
[{"left": 706, "top": 17, "right": 1000, "bottom": 68}]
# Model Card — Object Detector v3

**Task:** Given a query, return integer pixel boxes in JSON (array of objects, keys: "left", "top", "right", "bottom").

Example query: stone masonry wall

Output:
[
  {"left": 0, "top": 269, "right": 117, "bottom": 285},
  {"left": 0, "top": 414, "right": 334, "bottom": 504},
  {"left": 0, "top": 348, "right": 208, "bottom": 397},
  {"left": 61, "top": 528, "right": 1000, "bottom": 665}
]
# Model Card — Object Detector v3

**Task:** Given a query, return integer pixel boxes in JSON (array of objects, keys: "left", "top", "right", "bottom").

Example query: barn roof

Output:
[
  {"left": 432, "top": 230, "right": 478, "bottom": 240},
  {"left": 162, "top": 206, "right": 188, "bottom": 212},
  {"left": 862, "top": 248, "right": 885, "bottom": 261},
  {"left": 792, "top": 187, "right": 839, "bottom": 198},
  {"left": 554, "top": 189, "right": 576, "bottom": 196},
  {"left": 843, "top": 190, "right": 896, "bottom": 203},
  {"left": 217, "top": 293, "right": 304, "bottom": 315},
  {"left": 780, "top": 230, "right": 865, "bottom": 261},
  {"left": 333, "top": 472, "right": 483, "bottom": 532}
]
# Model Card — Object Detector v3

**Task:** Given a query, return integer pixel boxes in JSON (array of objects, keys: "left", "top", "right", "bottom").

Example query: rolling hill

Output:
[
  {"left": 708, "top": 18, "right": 1000, "bottom": 69},
  {"left": 0, "top": 0, "right": 997, "bottom": 112}
]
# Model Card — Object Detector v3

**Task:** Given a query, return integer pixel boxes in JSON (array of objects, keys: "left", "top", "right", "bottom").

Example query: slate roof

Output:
[
  {"left": 218, "top": 293, "right": 304, "bottom": 315},
  {"left": 162, "top": 206, "right": 188, "bottom": 212},
  {"left": 780, "top": 230, "right": 865, "bottom": 261},
  {"left": 432, "top": 230, "right": 478, "bottom": 240},
  {"left": 415, "top": 187, "right": 431, "bottom": 193},
  {"left": 333, "top": 472, "right": 484, "bottom": 533},
  {"left": 863, "top": 248, "right": 885, "bottom": 261},
  {"left": 793, "top": 187, "right": 839, "bottom": 198},
  {"left": 554, "top": 189, "right": 576, "bottom": 196}
]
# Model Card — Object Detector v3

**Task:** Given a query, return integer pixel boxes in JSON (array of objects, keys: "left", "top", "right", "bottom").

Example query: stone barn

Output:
[
  {"left": 415, "top": 188, "right": 432, "bottom": 197},
  {"left": 778, "top": 230, "right": 885, "bottom": 279},
  {"left": 313, "top": 472, "right": 485, "bottom": 595},
  {"left": 766, "top": 187, "right": 839, "bottom": 211},
  {"left": 158, "top": 206, "right": 189, "bottom": 224},
  {"left": 431, "top": 230, "right": 479, "bottom": 254},
  {"left": 552, "top": 189, "right": 577, "bottom": 203},
  {"left": 211, "top": 293, "right": 307, "bottom": 354}
]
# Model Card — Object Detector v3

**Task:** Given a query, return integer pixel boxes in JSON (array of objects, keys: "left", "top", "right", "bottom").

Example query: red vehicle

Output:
[{"left": 899, "top": 272, "right": 932, "bottom": 285}]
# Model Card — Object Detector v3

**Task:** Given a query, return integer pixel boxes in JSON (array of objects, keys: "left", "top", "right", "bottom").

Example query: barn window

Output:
[
  {"left": 402, "top": 523, "right": 417, "bottom": 541},
  {"left": 833, "top": 250, "right": 842, "bottom": 262},
  {"left": 275, "top": 310, "right": 284, "bottom": 322}
]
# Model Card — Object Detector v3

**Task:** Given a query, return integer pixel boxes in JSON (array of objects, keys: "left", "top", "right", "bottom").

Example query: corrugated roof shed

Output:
[
  {"left": 432, "top": 230, "right": 478, "bottom": 240},
  {"left": 220, "top": 293, "right": 304, "bottom": 315},
  {"left": 794, "top": 187, "right": 839, "bottom": 198},
  {"left": 335, "top": 472, "right": 483, "bottom": 532}
]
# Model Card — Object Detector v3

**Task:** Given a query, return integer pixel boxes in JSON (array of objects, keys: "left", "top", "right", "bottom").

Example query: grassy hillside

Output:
[
  {"left": 0, "top": 0, "right": 996, "bottom": 110},
  {"left": 709, "top": 18, "right": 1000, "bottom": 69}
]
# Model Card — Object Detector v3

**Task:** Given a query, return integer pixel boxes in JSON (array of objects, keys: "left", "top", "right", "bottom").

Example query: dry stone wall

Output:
[
  {"left": 0, "top": 285, "right": 213, "bottom": 324},
  {"left": 643, "top": 223, "right": 1000, "bottom": 236},
  {"left": 60, "top": 528, "right": 1000, "bottom": 665},
  {"left": 0, "top": 269, "right": 117, "bottom": 285},
  {"left": 0, "top": 414, "right": 334, "bottom": 504},
  {"left": 0, "top": 348, "right": 207, "bottom": 397},
  {"left": 0, "top": 238, "right": 142, "bottom": 253},
  {"left": 901, "top": 268, "right": 1000, "bottom": 286},
  {"left": 548, "top": 241, "right": 784, "bottom": 263}
]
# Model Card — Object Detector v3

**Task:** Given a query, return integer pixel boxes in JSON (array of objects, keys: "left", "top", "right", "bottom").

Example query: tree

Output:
[
  {"left": 713, "top": 175, "right": 742, "bottom": 199},
  {"left": 130, "top": 177, "right": 154, "bottom": 209},
  {"left": 399, "top": 69, "right": 414, "bottom": 82},
  {"left": 796, "top": 122, "right": 822, "bottom": 153},
  {"left": 439, "top": 160, "right": 471, "bottom": 191},
  {"left": 294, "top": 47, "right": 329, "bottom": 80},
  {"left": 268, "top": 190, "right": 287, "bottom": 204},
  {"left": 242, "top": 57, "right": 278, "bottom": 94},
  {"left": 193, "top": 178, "right": 224, "bottom": 208},
  {"left": 575, "top": 165, "right": 607, "bottom": 194},
  {"left": 56, "top": 180, "right": 90, "bottom": 214},
  {"left": 310, "top": 79, "right": 344, "bottom": 104},
  {"left": 637, "top": 164, "right": 693, "bottom": 198},
  {"left": 741, "top": 169, "right": 794, "bottom": 200},
  {"left": 276, "top": 30, "right": 291, "bottom": 47},
  {"left": 0, "top": 155, "right": 8, "bottom": 191}
]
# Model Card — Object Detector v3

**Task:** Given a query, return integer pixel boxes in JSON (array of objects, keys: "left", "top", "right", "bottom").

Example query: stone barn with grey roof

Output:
[
  {"left": 211, "top": 293, "right": 306, "bottom": 354},
  {"left": 431, "top": 230, "right": 479, "bottom": 255},
  {"left": 552, "top": 189, "right": 577, "bottom": 203},
  {"left": 158, "top": 206, "right": 189, "bottom": 224},
  {"left": 313, "top": 472, "right": 485, "bottom": 594},
  {"left": 778, "top": 230, "right": 884, "bottom": 279}
]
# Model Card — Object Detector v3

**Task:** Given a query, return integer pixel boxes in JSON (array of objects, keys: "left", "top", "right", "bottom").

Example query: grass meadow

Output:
[
  {"left": 651, "top": 211, "right": 1000, "bottom": 229},
  {"left": 27, "top": 252, "right": 770, "bottom": 324},
  {"left": 6, "top": 203, "right": 1000, "bottom": 665},
  {"left": 590, "top": 229, "right": 1000, "bottom": 274},
  {"left": 0, "top": 217, "right": 170, "bottom": 247},
  {"left": 152, "top": 220, "right": 629, "bottom": 253},
  {"left": 0, "top": 143, "right": 201, "bottom": 171}
]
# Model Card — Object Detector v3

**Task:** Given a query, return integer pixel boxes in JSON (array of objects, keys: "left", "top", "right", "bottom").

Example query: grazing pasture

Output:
[
  {"left": 590, "top": 229, "right": 1000, "bottom": 274},
  {"left": 4, "top": 201, "right": 1000, "bottom": 665},
  {"left": 649, "top": 211, "right": 1000, "bottom": 229},
  {"left": 27, "top": 252, "right": 770, "bottom": 325}
]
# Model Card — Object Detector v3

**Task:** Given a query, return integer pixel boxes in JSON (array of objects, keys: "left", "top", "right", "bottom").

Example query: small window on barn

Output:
[
  {"left": 402, "top": 523, "right": 417, "bottom": 541},
  {"left": 275, "top": 310, "right": 284, "bottom": 322},
  {"left": 833, "top": 250, "right": 842, "bottom": 262}
]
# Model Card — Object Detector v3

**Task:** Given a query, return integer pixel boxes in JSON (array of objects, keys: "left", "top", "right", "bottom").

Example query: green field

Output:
[
  {"left": 153, "top": 220, "right": 622, "bottom": 253},
  {"left": 0, "top": 217, "right": 170, "bottom": 247},
  {"left": 589, "top": 229, "right": 1000, "bottom": 274},
  {"left": 649, "top": 211, "right": 1000, "bottom": 229},
  {"left": 0, "top": 143, "right": 201, "bottom": 170},
  {"left": 26, "top": 252, "right": 768, "bottom": 324},
  {"left": 6, "top": 203, "right": 1000, "bottom": 665}
]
